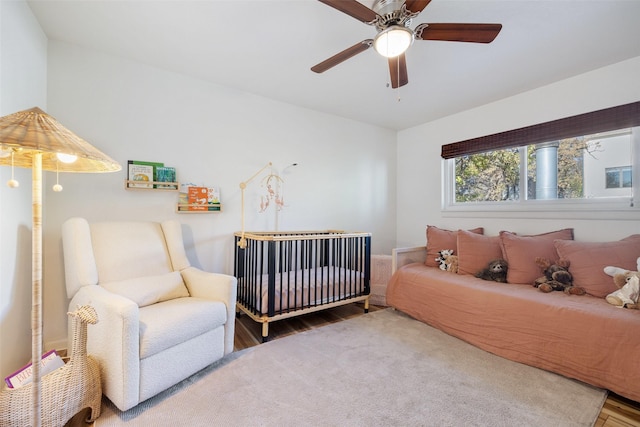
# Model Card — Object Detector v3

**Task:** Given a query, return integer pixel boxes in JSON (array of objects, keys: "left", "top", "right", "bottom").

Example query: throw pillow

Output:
[
  {"left": 101, "top": 270, "right": 190, "bottom": 307},
  {"left": 499, "top": 228, "right": 574, "bottom": 284},
  {"left": 555, "top": 235, "right": 640, "bottom": 298},
  {"left": 457, "top": 230, "right": 503, "bottom": 276},
  {"left": 425, "top": 225, "right": 484, "bottom": 268}
]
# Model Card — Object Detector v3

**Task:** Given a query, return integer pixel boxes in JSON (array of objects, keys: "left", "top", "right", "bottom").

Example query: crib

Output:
[{"left": 234, "top": 230, "right": 371, "bottom": 341}]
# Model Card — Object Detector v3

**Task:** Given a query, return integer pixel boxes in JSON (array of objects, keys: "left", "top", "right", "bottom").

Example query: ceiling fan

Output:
[{"left": 311, "top": 0, "right": 502, "bottom": 88}]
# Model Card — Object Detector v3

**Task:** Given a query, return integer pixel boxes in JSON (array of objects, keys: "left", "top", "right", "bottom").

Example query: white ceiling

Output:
[{"left": 26, "top": 0, "right": 640, "bottom": 131}]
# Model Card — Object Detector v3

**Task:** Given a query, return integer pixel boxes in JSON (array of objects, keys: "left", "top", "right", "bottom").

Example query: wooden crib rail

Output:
[{"left": 234, "top": 230, "right": 371, "bottom": 242}]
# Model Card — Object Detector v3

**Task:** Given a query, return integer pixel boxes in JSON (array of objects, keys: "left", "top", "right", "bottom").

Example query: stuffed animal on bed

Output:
[
  {"left": 435, "top": 249, "right": 455, "bottom": 271},
  {"left": 603, "top": 257, "right": 640, "bottom": 309},
  {"left": 533, "top": 257, "right": 585, "bottom": 295},
  {"left": 444, "top": 254, "right": 459, "bottom": 274},
  {"left": 476, "top": 259, "right": 508, "bottom": 282}
]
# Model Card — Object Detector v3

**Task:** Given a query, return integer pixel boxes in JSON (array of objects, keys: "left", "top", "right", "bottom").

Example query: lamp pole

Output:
[{"left": 31, "top": 152, "right": 43, "bottom": 427}]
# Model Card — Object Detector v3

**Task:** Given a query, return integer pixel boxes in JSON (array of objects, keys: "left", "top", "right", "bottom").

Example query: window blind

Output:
[{"left": 441, "top": 101, "right": 640, "bottom": 159}]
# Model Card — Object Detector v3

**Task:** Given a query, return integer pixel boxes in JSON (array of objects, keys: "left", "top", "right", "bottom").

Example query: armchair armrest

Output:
[
  {"left": 180, "top": 266, "right": 237, "bottom": 355},
  {"left": 392, "top": 246, "right": 427, "bottom": 274},
  {"left": 69, "top": 285, "right": 140, "bottom": 411}
]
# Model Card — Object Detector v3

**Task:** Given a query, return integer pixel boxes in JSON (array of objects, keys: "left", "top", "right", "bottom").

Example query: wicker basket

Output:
[{"left": 0, "top": 305, "right": 102, "bottom": 427}]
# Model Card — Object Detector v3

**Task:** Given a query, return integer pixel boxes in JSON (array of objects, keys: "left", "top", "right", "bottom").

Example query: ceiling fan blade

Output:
[
  {"left": 415, "top": 23, "right": 502, "bottom": 43},
  {"left": 318, "top": 0, "right": 379, "bottom": 24},
  {"left": 404, "top": 0, "right": 433, "bottom": 14},
  {"left": 388, "top": 54, "right": 408, "bottom": 89},
  {"left": 311, "top": 40, "right": 373, "bottom": 73}
]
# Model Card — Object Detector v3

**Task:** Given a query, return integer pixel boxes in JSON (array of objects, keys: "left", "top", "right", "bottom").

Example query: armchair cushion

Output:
[
  {"left": 101, "top": 271, "right": 189, "bottom": 307},
  {"left": 90, "top": 221, "right": 174, "bottom": 282},
  {"left": 138, "top": 297, "right": 227, "bottom": 359}
]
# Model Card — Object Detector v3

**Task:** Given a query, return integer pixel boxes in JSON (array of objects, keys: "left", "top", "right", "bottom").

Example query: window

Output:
[
  {"left": 605, "top": 166, "right": 632, "bottom": 189},
  {"left": 451, "top": 129, "right": 634, "bottom": 203},
  {"left": 441, "top": 102, "right": 640, "bottom": 215}
]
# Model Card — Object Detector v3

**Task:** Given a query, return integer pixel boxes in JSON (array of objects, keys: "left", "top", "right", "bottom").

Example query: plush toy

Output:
[
  {"left": 604, "top": 257, "right": 640, "bottom": 277},
  {"left": 435, "top": 249, "right": 454, "bottom": 271},
  {"left": 476, "top": 259, "right": 508, "bottom": 282},
  {"left": 444, "top": 254, "right": 459, "bottom": 274},
  {"left": 606, "top": 275, "right": 639, "bottom": 309},
  {"left": 533, "top": 257, "right": 585, "bottom": 295},
  {"left": 603, "top": 257, "right": 640, "bottom": 309}
]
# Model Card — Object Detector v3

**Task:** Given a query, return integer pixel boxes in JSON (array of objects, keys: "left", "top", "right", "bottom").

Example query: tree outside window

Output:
[{"left": 453, "top": 130, "right": 631, "bottom": 203}]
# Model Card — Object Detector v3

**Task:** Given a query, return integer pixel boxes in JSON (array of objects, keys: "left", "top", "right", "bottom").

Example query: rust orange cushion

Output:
[
  {"left": 425, "top": 225, "right": 483, "bottom": 268},
  {"left": 457, "top": 230, "right": 503, "bottom": 276},
  {"left": 500, "top": 229, "right": 574, "bottom": 284},
  {"left": 554, "top": 235, "right": 640, "bottom": 298}
]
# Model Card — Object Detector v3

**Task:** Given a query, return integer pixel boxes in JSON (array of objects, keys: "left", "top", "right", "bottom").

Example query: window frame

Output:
[{"left": 442, "top": 120, "right": 639, "bottom": 220}]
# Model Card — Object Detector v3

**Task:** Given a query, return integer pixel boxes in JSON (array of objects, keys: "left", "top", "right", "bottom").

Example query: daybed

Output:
[{"left": 387, "top": 226, "right": 640, "bottom": 402}]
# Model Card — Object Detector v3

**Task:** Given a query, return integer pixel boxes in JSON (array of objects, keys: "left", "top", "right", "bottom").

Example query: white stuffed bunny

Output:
[{"left": 603, "top": 257, "right": 640, "bottom": 309}]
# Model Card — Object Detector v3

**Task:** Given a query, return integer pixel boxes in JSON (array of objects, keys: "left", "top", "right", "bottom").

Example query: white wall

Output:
[
  {"left": 0, "top": 0, "right": 48, "bottom": 380},
  {"left": 396, "top": 56, "right": 640, "bottom": 249},
  {"left": 42, "top": 41, "right": 397, "bottom": 349}
]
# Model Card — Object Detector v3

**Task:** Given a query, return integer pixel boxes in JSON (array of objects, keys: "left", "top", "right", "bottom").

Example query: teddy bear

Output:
[
  {"left": 603, "top": 257, "right": 640, "bottom": 309},
  {"left": 533, "top": 257, "right": 585, "bottom": 295},
  {"left": 476, "top": 259, "right": 508, "bottom": 282}
]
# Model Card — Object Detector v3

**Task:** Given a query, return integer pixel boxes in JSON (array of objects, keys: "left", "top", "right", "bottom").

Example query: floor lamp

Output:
[{"left": 0, "top": 107, "right": 120, "bottom": 427}]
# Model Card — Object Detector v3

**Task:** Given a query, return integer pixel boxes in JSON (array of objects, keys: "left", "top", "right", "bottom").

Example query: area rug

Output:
[{"left": 96, "top": 308, "right": 607, "bottom": 427}]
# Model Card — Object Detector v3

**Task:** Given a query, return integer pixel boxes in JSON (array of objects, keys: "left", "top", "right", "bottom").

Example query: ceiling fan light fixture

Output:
[{"left": 373, "top": 25, "right": 413, "bottom": 58}]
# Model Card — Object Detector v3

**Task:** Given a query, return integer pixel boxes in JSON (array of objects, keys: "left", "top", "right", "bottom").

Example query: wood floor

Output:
[
  {"left": 235, "top": 303, "right": 640, "bottom": 427},
  {"left": 597, "top": 395, "right": 640, "bottom": 427}
]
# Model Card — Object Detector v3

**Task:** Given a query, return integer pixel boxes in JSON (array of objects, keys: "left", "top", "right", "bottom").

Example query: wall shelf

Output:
[
  {"left": 176, "top": 203, "right": 222, "bottom": 213},
  {"left": 124, "top": 180, "right": 223, "bottom": 213},
  {"left": 124, "top": 180, "right": 179, "bottom": 191}
]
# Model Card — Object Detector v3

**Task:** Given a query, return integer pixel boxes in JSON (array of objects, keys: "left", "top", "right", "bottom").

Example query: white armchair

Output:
[{"left": 61, "top": 217, "right": 236, "bottom": 411}]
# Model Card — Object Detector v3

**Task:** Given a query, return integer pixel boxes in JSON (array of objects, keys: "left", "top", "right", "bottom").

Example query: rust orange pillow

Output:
[
  {"left": 425, "top": 225, "right": 483, "bottom": 268},
  {"left": 555, "top": 235, "right": 640, "bottom": 298},
  {"left": 457, "top": 230, "right": 503, "bottom": 276},
  {"left": 499, "top": 229, "right": 574, "bottom": 284}
]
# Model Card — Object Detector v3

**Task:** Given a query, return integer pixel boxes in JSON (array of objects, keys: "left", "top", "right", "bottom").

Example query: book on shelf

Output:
[
  {"left": 206, "top": 186, "right": 221, "bottom": 204},
  {"left": 156, "top": 166, "right": 177, "bottom": 189},
  {"left": 178, "top": 185, "right": 221, "bottom": 211},
  {"left": 4, "top": 349, "right": 65, "bottom": 389},
  {"left": 187, "top": 186, "right": 209, "bottom": 211},
  {"left": 178, "top": 183, "right": 193, "bottom": 206},
  {"left": 127, "top": 160, "right": 164, "bottom": 188}
]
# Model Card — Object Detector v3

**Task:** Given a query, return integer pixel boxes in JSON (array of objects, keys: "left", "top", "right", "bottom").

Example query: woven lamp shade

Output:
[{"left": 0, "top": 107, "right": 121, "bottom": 172}]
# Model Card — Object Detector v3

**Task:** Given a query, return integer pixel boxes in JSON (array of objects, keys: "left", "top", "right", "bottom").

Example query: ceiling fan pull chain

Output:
[{"left": 396, "top": 57, "right": 401, "bottom": 102}]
